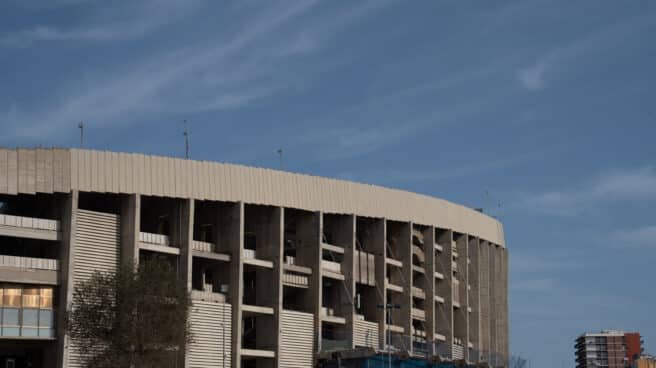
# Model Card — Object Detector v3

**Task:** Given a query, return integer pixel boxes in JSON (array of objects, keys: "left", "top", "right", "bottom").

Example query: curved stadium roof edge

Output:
[{"left": 0, "top": 147, "right": 505, "bottom": 247}]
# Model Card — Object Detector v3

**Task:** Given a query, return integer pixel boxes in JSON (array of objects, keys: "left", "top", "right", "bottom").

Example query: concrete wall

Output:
[
  {"left": 0, "top": 147, "right": 509, "bottom": 368},
  {"left": 0, "top": 148, "right": 504, "bottom": 246}
]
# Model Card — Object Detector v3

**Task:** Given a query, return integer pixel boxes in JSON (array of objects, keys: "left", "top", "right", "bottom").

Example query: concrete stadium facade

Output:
[{"left": 0, "top": 148, "right": 509, "bottom": 368}]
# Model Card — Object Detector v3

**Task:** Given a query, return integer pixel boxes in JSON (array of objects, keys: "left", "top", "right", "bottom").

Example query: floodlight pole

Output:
[{"left": 78, "top": 121, "right": 84, "bottom": 148}]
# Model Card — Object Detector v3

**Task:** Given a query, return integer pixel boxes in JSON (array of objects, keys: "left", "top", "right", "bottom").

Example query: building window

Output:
[{"left": 0, "top": 284, "right": 55, "bottom": 338}]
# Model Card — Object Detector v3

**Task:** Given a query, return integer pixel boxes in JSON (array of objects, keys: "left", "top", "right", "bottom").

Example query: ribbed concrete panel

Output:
[
  {"left": 18, "top": 148, "right": 36, "bottom": 194},
  {"left": 6, "top": 149, "right": 18, "bottom": 194},
  {"left": 36, "top": 148, "right": 52, "bottom": 193},
  {"left": 0, "top": 149, "right": 8, "bottom": 194},
  {"left": 72, "top": 209, "right": 120, "bottom": 284},
  {"left": 1, "top": 148, "right": 505, "bottom": 246},
  {"left": 479, "top": 241, "right": 490, "bottom": 358},
  {"left": 280, "top": 310, "right": 314, "bottom": 368},
  {"left": 354, "top": 319, "right": 379, "bottom": 348},
  {"left": 69, "top": 209, "right": 120, "bottom": 368},
  {"left": 53, "top": 148, "right": 69, "bottom": 192},
  {"left": 189, "top": 300, "right": 232, "bottom": 368}
]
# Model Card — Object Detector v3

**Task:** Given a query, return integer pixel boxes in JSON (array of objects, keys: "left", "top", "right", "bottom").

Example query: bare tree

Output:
[{"left": 66, "top": 258, "right": 191, "bottom": 368}]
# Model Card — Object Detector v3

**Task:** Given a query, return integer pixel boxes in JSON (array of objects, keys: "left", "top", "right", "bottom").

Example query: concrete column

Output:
[
  {"left": 479, "top": 240, "right": 490, "bottom": 361},
  {"left": 120, "top": 194, "right": 140, "bottom": 269},
  {"left": 56, "top": 190, "right": 78, "bottom": 368},
  {"left": 178, "top": 199, "right": 194, "bottom": 368},
  {"left": 339, "top": 215, "right": 356, "bottom": 349},
  {"left": 423, "top": 226, "right": 435, "bottom": 345},
  {"left": 397, "top": 221, "right": 412, "bottom": 352},
  {"left": 453, "top": 233, "right": 469, "bottom": 361},
  {"left": 254, "top": 206, "right": 283, "bottom": 367},
  {"left": 503, "top": 249, "right": 510, "bottom": 366},
  {"left": 315, "top": 212, "right": 324, "bottom": 354},
  {"left": 468, "top": 236, "right": 481, "bottom": 362},
  {"left": 179, "top": 199, "right": 194, "bottom": 291},
  {"left": 436, "top": 230, "right": 454, "bottom": 353},
  {"left": 373, "top": 219, "right": 386, "bottom": 350},
  {"left": 227, "top": 202, "right": 244, "bottom": 368},
  {"left": 489, "top": 244, "right": 497, "bottom": 365}
]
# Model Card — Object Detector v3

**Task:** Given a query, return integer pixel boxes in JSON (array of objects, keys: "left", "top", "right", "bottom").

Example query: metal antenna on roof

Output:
[
  {"left": 183, "top": 120, "right": 190, "bottom": 159},
  {"left": 277, "top": 148, "right": 283, "bottom": 170},
  {"left": 78, "top": 121, "right": 84, "bottom": 148}
]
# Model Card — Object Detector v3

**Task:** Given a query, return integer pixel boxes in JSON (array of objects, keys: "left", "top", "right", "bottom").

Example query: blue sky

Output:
[{"left": 1, "top": 1, "right": 655, "bottom": 366}]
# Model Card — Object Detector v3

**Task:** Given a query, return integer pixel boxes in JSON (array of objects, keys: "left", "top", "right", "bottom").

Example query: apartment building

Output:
[
  {"left": 0, "top": 148, "right": 509, "bottom": 368},
  {"left": 576, "top": 330, "right": 643, "bottom": 368}
]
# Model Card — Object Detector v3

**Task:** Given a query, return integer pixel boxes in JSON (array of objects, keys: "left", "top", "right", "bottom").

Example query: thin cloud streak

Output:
[
  {"left": 3, "top": 1, "right": 395, "bottom": 141},
  {"left": 612, "top": 225, "right": 656, "bottom": 249},
  {"left": 0, "top": 0, "right": 205, "bottom": 47},
  {"left": 335, "top": 153, "right": 537, "bottom": 187},
  {"left": 516, "top": 13, "right": 656, "bottom": 91},
  {"left": 515, "top": 166, "right": 656, "bottom": 216}
]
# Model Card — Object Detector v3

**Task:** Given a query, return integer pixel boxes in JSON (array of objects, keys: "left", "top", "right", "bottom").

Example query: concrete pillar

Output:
[
  {"left": 453, "top": 233, "right": 469, "bottom": 361},
  {"left": 504, "top": 249, "right": 510, "bottom": 365},
  {"left": 120, "top": 194, "right": 140, "bottom": 269},
  {"left": 489, "top": 244, "right": 497, "bottom": 365},
  {"left": 178, "top": 199, "right": 194, "bottom": 368},
  {"left": 56, "top": 190, "right": 78, "bottom": 368},
  {"left": 436, "top": 229, "right": 454, "bottom": 353},
  {"left": 479, "top": 240, "right": 490, "bottom": 361},
  {"left": 227, "top": 202, "right": 244, "bottom": 368},
  {"left": 395, "top": 221, "right": 412, "bottom": 351},
  {"left": 254, "top": 206, "right": 283, "bottom": 368},
  {"left": 179, "top": 199, "right": 194, "bottom": 291},
  {"left": 468, "top": 236, "right": 481, "bottom": 362},
  {"left": 338, "top": 215, "right": 356, "bottom": 349},
  {"left": 423, "top": 226, "right": 435, "bottom": 345},
  {"left": 373, "top": 219, "right": 386, "bottom": 350}
]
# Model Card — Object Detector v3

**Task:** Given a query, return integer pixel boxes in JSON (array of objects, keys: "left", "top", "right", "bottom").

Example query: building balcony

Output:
[
  {"left": 240, "top": 348, "right": 275, "bottom": 359},
  {"left": 321, "top": 242, "right": 345, "bottom": 254},
  {"left": 321, "top": 260, "right": 344, "bottom": 280},
  {"left": 412, "top": 265, "right": 425, "bottom": 274},
  {"left": 412, "top": 307, "right": 426, "bottom": 321},
  {"left": 0, "top": 214, "right": 61, "bottom": 241},
  {"left": 242, "top": 304, "right": 275, "bottom": 316},
  {"left": 321, "top": 308, "right": 346, "bottom": 324},
  {"left": 386, "top": 324, "right": 404, "bottom": 334},
  {"left": 190, "top": 289, "right": 227, "bottom": 303},
  {"left": 191, "top": 240, "right": 231, "bottom": 262},
  {"left": 139, "top": 232, "right": 179, "bottom": 255},
  {"left": 385, "top": 279, "right": 403, "bottom": 293},
  {"left": 281, "top": 273, "right": 309, "bottom": 288},
  {"left": 0, "top": 255, "right": 60, "bottom": 285},
  {"left": 242, "top": 249, "right": 273, "bottom": 269},
  {"left": 412, "top": 287, "right": 426, "bottom": 299},
  {"left": 385, "top": 257, "right": 403, "bottom": 268}
]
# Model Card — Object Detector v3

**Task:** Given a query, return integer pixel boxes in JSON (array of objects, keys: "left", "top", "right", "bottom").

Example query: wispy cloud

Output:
[
  {"left": 2, "top": 1, "right": 394, "bottom": 141},
  {"left": 516, "top": 13, "right": 656, "bottom": 91},
  {"left": 516, "top": 166, "right": 656, "bottom": 216},
  {"left": 612, "top": 225, "right": 656, "bottom": 249},
  {"left": 335, "top": 152, "right": 537, "bottom": 187},
  {"left": 517, "top": 59, "right": 550, "bottom": 90},
  {"left": 0, "top": 0, "right": 204, "bottom": 47}
]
